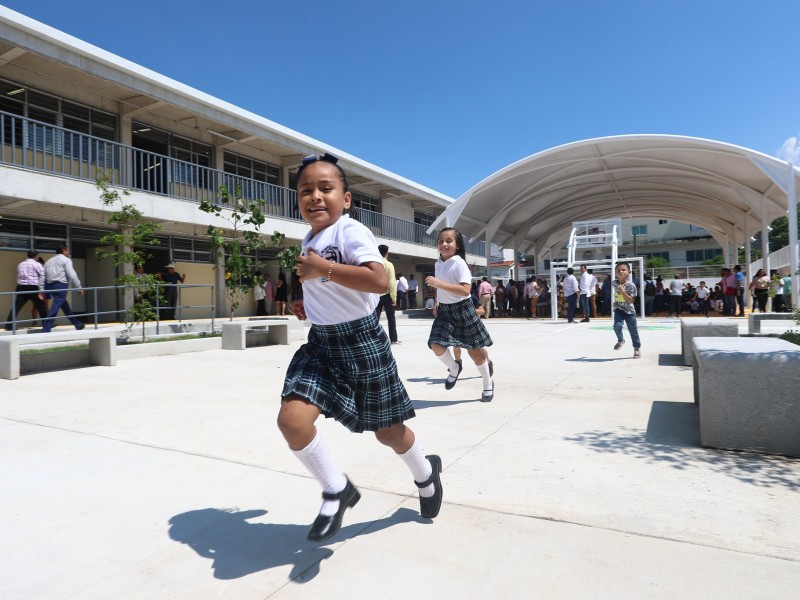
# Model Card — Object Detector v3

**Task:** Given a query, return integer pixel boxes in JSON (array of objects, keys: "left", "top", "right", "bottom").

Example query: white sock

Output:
[
  {"left": 292, "top": 432, "right": 347, "bottom": 516},
  {"left": 399, "top": 439, "right": 434, "bottom": 497},
  {"left": 477, "top": 360, "right": 492, "bottom": 390},
  {"left": 436, "top": 348, "right": 459, "bottom": 377}
]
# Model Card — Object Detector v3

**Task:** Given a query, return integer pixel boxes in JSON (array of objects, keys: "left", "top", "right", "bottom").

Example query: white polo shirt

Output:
[
  {"left": 300, "top": 215, "right": 383, "bottom": 325},
  {"left": 434, "top": 255, "right": 471, "bottom": 305}
]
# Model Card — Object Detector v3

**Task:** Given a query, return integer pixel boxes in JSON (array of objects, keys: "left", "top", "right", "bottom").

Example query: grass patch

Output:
[
  {"left": 779, "top": 330, "right": 800, "bottom": 346},
  {"left": 117, "top": 332, "right": 220, "bottom": 345},
  {"left": 22, "top": 344, "right": 89, "bottom": 355}
]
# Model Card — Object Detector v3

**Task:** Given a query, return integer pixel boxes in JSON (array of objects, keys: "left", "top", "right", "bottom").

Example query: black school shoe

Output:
[
  {"left": 444, "top": 361, "right": 463, "bottom": 390},
  {"left": 481, "top": 380, "right": 495, "bottom": 402},
  {"left": 307, "top": 477, "right": 361, "bottom": 541},
  {"left": 415, "top": 455, "right": 443, "bottom": 519}
]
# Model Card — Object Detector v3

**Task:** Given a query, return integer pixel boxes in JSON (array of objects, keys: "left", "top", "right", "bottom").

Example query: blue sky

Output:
[{"left": 5, "top": 1, "right": 799, "bottom": 198}]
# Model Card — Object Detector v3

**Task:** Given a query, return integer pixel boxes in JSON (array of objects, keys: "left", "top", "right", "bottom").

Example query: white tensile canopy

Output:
[{"left": 429, "top": 134, "right": 799, "bottom": 307}]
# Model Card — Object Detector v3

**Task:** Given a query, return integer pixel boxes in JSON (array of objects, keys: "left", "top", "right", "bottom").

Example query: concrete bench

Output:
[
  {"left": 747, "top": 312, "right": 796, "bottom": 334},
  {"left": 692, "top": 336, "right": 800, "bottom": 457},
  {"left": 248, "top": 317, "right": 305, "bottom": 342},
  {"left": 680, "top": 317, "right": 739, "bottom": 366},
  {"left": 0, "top": 329, "right": 116, "bottom": 380},
  {"left": 222, "top": 320, "right": 289, "bottom": 350}
]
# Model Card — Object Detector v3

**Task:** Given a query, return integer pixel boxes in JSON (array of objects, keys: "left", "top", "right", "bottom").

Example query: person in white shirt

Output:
[
  {"left": 578, "top": 265, "right": 592, "bottom": 322},
  {"left": 253, "top": 271, "right": 267, "bottom": 315},
  {"left": 425, "top": 227, "right": 494, "bottom": 401},
  {"left": 407, "top": 273, "right": 419, "bottom": 308},
  {"left": 526, "top": 277, "right": 541, "bottom": 320},
  {"left": 588, "top": 269, "right": 598, "bottom": 318},
  {"left": 42, "top": 244, "right": 84, "bottom": 332},
  {"left": 693, "top": 281, "right": 711, "bottom": 316},
  {"left": 668, "top": 274, "right": 685, "bottom": 317},
  {"left": 396, "top": 273, "right": 409, "bottom": 310},
  {"left": 563, "top": 267, "right": 580, "bottom": 323},
  {"left": 278, "top": 153, "right": 442, "bottom": 542}
]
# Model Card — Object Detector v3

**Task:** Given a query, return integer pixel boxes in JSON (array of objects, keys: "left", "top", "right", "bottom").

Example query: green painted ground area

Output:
[{"left": 589, "top": 325, "right": 675, "bottom": 331}]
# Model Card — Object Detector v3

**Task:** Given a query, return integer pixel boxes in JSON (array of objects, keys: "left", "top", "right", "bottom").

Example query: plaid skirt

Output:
[
  {"left": 281, "top": 313, "right": 415, "bottom": 433},
  {"left": 428, "top": 298, "right": 493, "bottom": 350}
]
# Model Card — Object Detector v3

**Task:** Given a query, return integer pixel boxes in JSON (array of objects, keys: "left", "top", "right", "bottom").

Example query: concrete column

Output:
[
  {"left": 761, "top": 212, "right": 771, "bottom": 275},
  {"left": 215, "top": 247, "right": 227, "bottom": 318},
  {"left": 787, "top": 164, "right": 799, "bottom": 310}
]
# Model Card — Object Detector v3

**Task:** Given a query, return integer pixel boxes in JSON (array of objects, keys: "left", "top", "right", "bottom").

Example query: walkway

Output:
[{"left": 1, "top": 317, "right": 798, "bottom": 598}]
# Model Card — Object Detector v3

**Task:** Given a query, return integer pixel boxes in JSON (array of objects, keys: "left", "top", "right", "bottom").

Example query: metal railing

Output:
[
  {"left": 0, "top": 110, "right": 485, "bottom": 256},
  {"left": 1, "top": 283, "right": 215, "bottom": 334}
]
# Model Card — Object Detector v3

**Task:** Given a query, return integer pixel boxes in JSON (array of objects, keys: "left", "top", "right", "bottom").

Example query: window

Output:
[
  {"left": 631, "top": 225, "right": 647, "bottom": 235},
  {"left": 658, "top": 219, "right": 668, "bottom": 225},
  {"left": 171, "top": 135, "right": 212, "bottom": 187},
  {"left": 222, "top": 151, "right": 281, "bottom": 202},
  {"left": 414, "top": 211, "right": 436, "bottom": 228},
  {"left": 351, "top": 190, "right": 381, "bottom": 213},
  {"left": 689, "top": 224, "right": 705, "bottom": 232},
  {"left": 0, "top": 79, "right": 118, "bottom": 159},
  {"left": 223, "top": 151, "right": 280, "bottom": 185},
  {"left": 0, "top": 218, "right": 31, "bottom": 250},
  {"left": 686, "top": 248, "right": 722, "bottom": 262}
]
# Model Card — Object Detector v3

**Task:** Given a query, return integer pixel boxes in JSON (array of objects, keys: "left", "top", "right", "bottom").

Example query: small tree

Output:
[
  {"left": 646, "top": 256, "right": 669, "bottom": 270},
  {"left": 199, "top": 187, "right": 300, "bottom": 319},
  {"left": 95, "top": 171, "right": 163, "bottom": 341},
  {"left": 702, "top": 254, "right": 725, "bottom": 266}
]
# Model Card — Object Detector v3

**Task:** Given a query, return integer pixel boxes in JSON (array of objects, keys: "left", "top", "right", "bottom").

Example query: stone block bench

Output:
[
  {"left": 680, "top": 317, "right": 739, "bottom": 366},
  {"left": 248, "top": 317, "right": 305, "bottom": 342},
  {"left": 0, "top": 329, "right": 116, "bottom": 380},
  {"left": 747, "top": 312, "right": 796, "bottom": 334},
  {"left": 692, "top": 336, "right": 800, "bottom": 457},
  {"left": 222, "top": 320, "right": 290, "bottom": 350}
]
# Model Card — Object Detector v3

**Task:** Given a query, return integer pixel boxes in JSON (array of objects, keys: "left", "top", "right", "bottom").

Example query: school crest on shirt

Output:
[{"left": 316, "top": 245, "right": 343, "bottom": 264}]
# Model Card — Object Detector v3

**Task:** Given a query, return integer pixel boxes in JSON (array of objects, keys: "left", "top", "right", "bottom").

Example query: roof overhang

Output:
[{"left": 429, "top": 134, "right": 799, "bottom": 258}]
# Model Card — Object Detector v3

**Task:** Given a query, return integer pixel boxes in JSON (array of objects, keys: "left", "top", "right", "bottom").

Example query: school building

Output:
[{"left": 0, "top": 7, "right": 486, "bottom": 321}]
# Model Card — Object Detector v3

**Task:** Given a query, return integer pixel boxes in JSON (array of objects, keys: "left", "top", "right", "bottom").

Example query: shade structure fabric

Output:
[{"left": 429, "top": 135, "right": 799, "bottom": 265}]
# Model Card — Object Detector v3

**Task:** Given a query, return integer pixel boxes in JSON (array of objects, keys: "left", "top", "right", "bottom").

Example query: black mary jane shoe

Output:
[
  {"left": 307, "top": 478, "right": 361, "bottom": 542},
  {"left": 481, "top": 380, "right": 494, "bottom": 403},
  {"left": 415, "top": 455, "right": 443, "bottom": 519},
  {"left": 444, "top": 362, "right": 463, "bottom": 390}
]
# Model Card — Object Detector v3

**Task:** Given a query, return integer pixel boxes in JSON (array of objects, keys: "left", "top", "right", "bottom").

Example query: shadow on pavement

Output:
[
  {"left": 564, "top": 401, "right": 800, "bottom": 491},
  {"left": 168, "top": 507, "right": 425, "bottom": 582}
]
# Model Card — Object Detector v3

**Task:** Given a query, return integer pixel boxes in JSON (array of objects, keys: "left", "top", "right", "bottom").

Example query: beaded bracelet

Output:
[{"left": 327, "top": 261, "right": 334, "bottom": 281}]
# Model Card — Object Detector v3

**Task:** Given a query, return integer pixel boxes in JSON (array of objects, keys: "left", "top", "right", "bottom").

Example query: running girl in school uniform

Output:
[
  {"left": 425, "top": 227, "right": 495, "bottom": 401},
  {"left": 612, "top": 261, "right": 642, "bottom": 359},
  {"left": 277, "top": 154, "right": 443, "bottom": 542}
]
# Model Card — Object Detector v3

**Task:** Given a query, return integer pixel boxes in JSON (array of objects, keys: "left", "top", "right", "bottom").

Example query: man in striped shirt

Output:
[{"left": 4, "top": 250, "right": 48, "bottom": 331}]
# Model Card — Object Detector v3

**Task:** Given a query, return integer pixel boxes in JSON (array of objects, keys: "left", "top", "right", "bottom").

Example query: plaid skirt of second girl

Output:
[
  {"left": 281, "top": 312, "right": 415, "bottom": 433},
  {"left": 428, "top": 298, "right": 493, "bottom": 350}
]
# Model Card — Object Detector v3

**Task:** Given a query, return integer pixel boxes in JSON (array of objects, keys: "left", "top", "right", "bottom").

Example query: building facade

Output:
[{"left": 0, "top": 8, "right": 485, "bottom": 322}]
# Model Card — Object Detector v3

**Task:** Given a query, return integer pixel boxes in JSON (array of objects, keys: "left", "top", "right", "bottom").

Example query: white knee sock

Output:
[
  {"left": 477, "top": 360, "right": 492, "bottom": 389},
  {"left": 399, "top": 439, "right": 434, "bottom": 497},
  {"left": 437, "top": 348, "right": 459, "bottom": 377},
  {"left": 292, "top": 432, "right": 347, "bottom": 516}
]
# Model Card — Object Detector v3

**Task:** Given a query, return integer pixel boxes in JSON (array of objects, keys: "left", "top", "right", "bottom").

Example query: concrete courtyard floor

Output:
[{"left": 1, "top": 316, "right": 799, "bottom": 599}]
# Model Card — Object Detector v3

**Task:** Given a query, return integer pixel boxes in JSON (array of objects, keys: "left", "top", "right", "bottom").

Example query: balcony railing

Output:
[{"left": 0, "top": 110, "right": 484, "bottom": 257}]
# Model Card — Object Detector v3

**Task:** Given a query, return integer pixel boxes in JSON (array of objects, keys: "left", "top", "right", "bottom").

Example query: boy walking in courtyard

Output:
[{"left": 612, "top": 261, "right": 641, "bottom": 359}]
